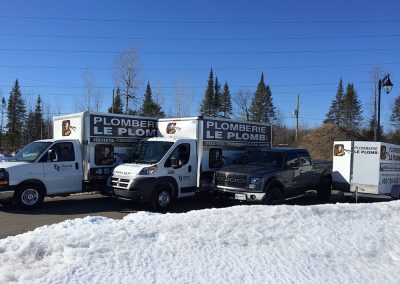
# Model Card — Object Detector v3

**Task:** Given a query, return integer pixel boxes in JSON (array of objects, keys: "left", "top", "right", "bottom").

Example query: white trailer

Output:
[
  {"left": 332, "top": 141, "right": 400, "bottom": 199},
  {"left": 0, "top": 111, "right": 157, "bottom": 209},
  {"left": 112, "top": 116, "right": 272, "bottom": 210}
]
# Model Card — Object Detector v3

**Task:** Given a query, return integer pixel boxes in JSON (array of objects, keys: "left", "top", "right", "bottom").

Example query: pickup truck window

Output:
[
  {"left": 244, "top": 150, "right": 283, "bottom": 168},
  {"left": 286, "top": 153, "right": 299, "bottom": 168},
  {"left": 12, "top": 141, "right": 52, "bottom": 162}
]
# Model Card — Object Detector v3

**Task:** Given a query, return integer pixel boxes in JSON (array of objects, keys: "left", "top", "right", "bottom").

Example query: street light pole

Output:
[{"left": 376, "top": 74, "right": 393, "bottom": 141}]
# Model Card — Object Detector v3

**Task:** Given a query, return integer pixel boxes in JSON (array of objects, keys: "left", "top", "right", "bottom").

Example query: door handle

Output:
[
  {"left": 188, "top": 165, "right": 192, "bottom": 173},
  {"left": 75, "top": 162, "right": 79, "bottom": 170}
]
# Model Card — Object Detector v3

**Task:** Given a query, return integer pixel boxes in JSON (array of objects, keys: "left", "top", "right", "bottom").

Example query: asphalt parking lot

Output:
[{"left": 0, "top": 191, "right": 391, "bottom": 239}]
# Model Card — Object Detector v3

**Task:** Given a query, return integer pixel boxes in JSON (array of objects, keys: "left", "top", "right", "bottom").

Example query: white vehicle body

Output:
[
  {"left": 332, "top": 141, "right": 400, "bottom": 198},
  {"left": 112, "top": 116, "right": 272, "bottom": 209},
  {"left": 0, "top": 111, "right": 157, "bottom": 208}
]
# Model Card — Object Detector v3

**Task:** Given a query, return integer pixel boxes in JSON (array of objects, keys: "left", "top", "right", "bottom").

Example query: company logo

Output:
[
  {"left": 216, "top": 176, "right": 246, "bottom": 183},
  {"left": 166, "top": 122, "right": 181, "bottom": 134},
  {"left": 62, "top": 120, "right": 76, "bottom": 136}
]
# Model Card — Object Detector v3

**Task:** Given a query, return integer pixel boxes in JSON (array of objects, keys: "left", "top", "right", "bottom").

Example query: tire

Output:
[
  {"left": 264, "top": 186, "right": 284, "bottom": 205},
  {"left": 317, "top": 177, "right": 332, "bottom": 203},
  {"left": 151, "top": 185, "right": 173, "bottom": 212},
  {"left": 14, "top": 184, "right": 45, "bottom": 209}
]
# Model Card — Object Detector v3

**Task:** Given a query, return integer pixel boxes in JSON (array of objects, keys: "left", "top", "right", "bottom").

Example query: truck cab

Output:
[
  {"left": 0, "top": 139, "right": 83, "bottom": 209},
  {"left": 112, "top": 137, "right": 198, "bottom": 210}
]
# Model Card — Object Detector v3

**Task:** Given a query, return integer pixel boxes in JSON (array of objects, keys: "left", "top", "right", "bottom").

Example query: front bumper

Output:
[
  {"left": 0, "top": 188, "right": 15, "bottom": 201},
  {"left": 213, "top": 186, "right": 266, "bottom": 202},
  {"left": 112, "top": 176, "right": 157, "bottom": 203}
]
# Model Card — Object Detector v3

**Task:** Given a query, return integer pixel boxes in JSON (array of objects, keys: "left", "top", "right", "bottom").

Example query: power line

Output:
[
  {"left": 1, "top": 15, "right": 399, "bottom": 24},
  {"left": 1, "top": 32, "right": 400, "bottom": 41},
  {"left": 1, "top": 47, "right": 399, "bottom": 55}
]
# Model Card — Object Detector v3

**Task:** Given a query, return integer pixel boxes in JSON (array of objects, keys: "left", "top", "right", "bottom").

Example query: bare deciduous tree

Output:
[
  {"left": 114, "top": 47, "right": 141, "bottom": 114},
  {"left": 233, "top": 90, "right": 252, "bottom": 121},
  {"left": 84, "top": 70, "right": 101, "bottom": 112}
]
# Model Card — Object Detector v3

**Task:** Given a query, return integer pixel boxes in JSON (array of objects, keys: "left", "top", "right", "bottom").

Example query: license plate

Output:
[{"left": 235, "top": 194, "right": 246, "bottom": 201}]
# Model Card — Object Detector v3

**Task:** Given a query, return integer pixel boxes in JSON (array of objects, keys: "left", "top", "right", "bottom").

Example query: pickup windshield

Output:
[
  {"left": 133, "top": 141, "right": 174, "bottom": 164},
  {"left": 11, "top": 141, "right": 52, "bottom": 162},
  {"left": 243, "top": 150, "right": 284, "bottom": 168}
]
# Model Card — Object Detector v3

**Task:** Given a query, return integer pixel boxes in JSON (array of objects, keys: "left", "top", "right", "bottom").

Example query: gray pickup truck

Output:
[{"left": 211, "top": 147, "right": 332, "bottom": 205}]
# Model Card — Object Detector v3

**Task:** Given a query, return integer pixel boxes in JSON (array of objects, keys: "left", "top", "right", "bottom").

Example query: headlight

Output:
[
  {"left": 138, "top": 165, "right": 157, "bottom": 175},
  {"left": 249, "top": 177, "right": 261, "bottom": 190}
]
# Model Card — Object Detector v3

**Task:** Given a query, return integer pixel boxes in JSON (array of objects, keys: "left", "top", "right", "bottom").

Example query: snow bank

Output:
[{"left": 1, "top": 201, "right": 399, "bottom": 284}]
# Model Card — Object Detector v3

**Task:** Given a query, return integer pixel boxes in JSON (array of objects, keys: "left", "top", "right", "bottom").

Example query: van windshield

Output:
[
  {"left": 133, "top": 141, "right": 174, "bottom": 164},
  {"left": 12, "top": 142, "right": 52, "bottom": 162},
  {"left": 242, "top": 150, "right": 283, "bottom": 168}
]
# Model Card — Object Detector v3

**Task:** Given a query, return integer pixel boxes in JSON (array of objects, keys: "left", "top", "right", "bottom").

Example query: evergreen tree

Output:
[
  {"left": 342, "top": 83, "right": 363, "bottom": 129},
  {"left": 31, "top": 95, "right": 45, "bottom": 141},
  {"left": 390, "top": 95, "right": 400, "bottom": 130},
  {"left": 324, "top": 78, "right": 344, "bottom": 125},
  {"left": 220, "top": 82, "right": 233, "bottom": 118},
  {"left": 0, "top": 97, "right": 6, "bottom": 151},
  {"left": 200, "top": 68, "right": 214, "bottom": 116},
  {"left": 249, "top": 73, "right": 276, "bottom": 123},
  {"left": 140, "top": 82, "right": 165, "bottom": 118},
  {"left": 213, "top": 77, "right": 222, "bottom": 117},
  {"left": 6, "top": 80, "right": 26, "bottom": 151},
  {"left": 108, "top": 87, "right": 124, "bottom": 114}
]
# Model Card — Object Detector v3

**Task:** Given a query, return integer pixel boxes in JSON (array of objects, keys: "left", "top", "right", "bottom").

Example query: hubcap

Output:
[
  {"left": 158, "top": 191, "right": 170, "bottom": 207},
  {"left": 21, "top": 189, "right": 39, "bottom": 206}
]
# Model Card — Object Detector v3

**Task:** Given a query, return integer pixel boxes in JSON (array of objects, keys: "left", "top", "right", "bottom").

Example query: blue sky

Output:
[{"left": 0, "top": 0, "right": 399, "bottom": 129}]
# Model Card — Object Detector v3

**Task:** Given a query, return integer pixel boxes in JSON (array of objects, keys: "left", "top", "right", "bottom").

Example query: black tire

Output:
[
  {"left": 317, "top": 177, "right": 332, "bottom": 202},
  {"left": 14, "top": 184, "right": 45, "bottom": 209},
  {"left": 151, "top": 185, "right": 173, "bottom": 212},
  {"left": 264, "top": 186, "right": 284, "bottom": 205},
  {"left": 210, "top": 192, "right": 229, "bottom": 208}
]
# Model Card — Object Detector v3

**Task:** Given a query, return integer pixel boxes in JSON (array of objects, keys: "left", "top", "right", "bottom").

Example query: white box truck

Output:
[
  {"left": 112, "top": 116, "right": 272, "bottom": 210},
  {"left": 332, "top": 141, "right": 400, "bottom": 199},
  {"left": 0, "top": 111, "right": 158, "bottom": 209}
]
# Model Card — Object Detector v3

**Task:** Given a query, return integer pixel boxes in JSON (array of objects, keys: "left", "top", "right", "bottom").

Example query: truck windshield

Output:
[
  {"left": 12, "top": 141, "right": 52, "bottom": 162},
  {"left": 133, "top": 141, "right": 174, "bottom": 164},
  {"left": 243, "top": 150, "right": 283, "bottom": 168}
]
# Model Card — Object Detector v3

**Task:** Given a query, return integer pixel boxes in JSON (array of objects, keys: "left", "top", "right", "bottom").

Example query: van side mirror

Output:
[
  {"left": 47, "top": 149, "right": 54, "bottom": 162},
  {"left": 171, "top": 156, "right": 179, "bottom": 169}
]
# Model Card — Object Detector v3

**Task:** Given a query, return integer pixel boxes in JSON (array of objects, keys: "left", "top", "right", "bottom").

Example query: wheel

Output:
[
  {"left": 151, "top": 185, "right": 173, "bottom": 212},
  {"left": 317, "top": 177, "right": 332, "bottom": 202},
  {"left": 14, "top": 184, "right": 45, "bottom": 209},
  {"left": 264, "top": 186, "right": 284, "bottom": 205},
  {"left": 210, "top": 191, "right": 229, "bottom": 208}
]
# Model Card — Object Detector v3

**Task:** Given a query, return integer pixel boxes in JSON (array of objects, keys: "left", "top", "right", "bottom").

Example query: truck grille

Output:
[
  {"left": 216, "top": 172, "right": 247, "bottom": 188},
  {"left": 111, "top": 177, "right": 130, "bottom": 189}
]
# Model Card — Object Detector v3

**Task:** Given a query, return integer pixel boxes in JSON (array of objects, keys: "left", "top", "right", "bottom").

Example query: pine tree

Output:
[
  {"left": 200, "top": 68, "right": 214, "bottom": 116},
  {"left": 108, "top": 87, "right": 124, "bottom": 114},
  {"left": 220, "top": 82, "right": 233, "bottom": 118},
  {"left": 31, "top": 95, "right": 45, "bottom": 141},
  {"left": 0, "top": 97, "right": 6, "bottom": 151},
  {"left": 324, "top": 78, "right": 344, "bottom": 125},
  {"left": 213, "top": 77, "right": 222, "bottom": 117},
  {"left": 6, "top": 80, "right": 26, "bottom": 151},
  {"left": 390, "top": 95, "right": 400, "bottom": 130},
  {"left": 249, "top": 73, "right": 276, "bottom": 123},
  {"left": 342, "top": 83, "right": 363, "bottom": 129},
  {"left": 140, "top": 82, "right": 165, "bottom": 118}
]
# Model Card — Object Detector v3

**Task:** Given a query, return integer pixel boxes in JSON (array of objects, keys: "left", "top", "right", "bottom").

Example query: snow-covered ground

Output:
[{"left": 1, "top": 201, "right": 399, "bottom": 284}]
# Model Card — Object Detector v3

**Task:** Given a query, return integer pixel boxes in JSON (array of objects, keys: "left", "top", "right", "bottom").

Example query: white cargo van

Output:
[
  {"left": 112, "top": 116, "right": 272, "bottom": 210},
  {"left": 0, "top": 111, "right": 157, "bottom": 208},
  {"left": 332, "top": 141, "right": 400, "bottom": 199}
]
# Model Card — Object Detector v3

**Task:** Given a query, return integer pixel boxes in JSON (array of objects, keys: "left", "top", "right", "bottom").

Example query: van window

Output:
[
  {"left": 209, "top": 148, "right": 223, "bottom": 168},
  {"left": 95, "top": 144, "right": 114, "bottom": 165},
  {"left": 165, "top": 143, "right": 190, "bottom": 167},
  {"left": 46, "top": 142, "right": 75, "bottom": 162}
]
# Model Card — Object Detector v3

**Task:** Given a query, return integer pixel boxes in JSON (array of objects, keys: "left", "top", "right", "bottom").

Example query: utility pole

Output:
[{"left": 294, "top": 95, "right": 299, "bottom": 142}]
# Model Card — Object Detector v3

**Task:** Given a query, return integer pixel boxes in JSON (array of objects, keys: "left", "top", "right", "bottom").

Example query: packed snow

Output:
[{"left": 1, "top": 201, "right": 400, "bottom": 284}]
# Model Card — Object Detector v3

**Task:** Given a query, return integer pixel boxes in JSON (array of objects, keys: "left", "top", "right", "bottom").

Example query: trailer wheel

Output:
[
  {"left": 317, "top": 177, "right": 332, "bottom": 202},
  {"left": 264, "top": 186, "right": 283, "bottom": 205},
  {"left": 151, "top": 185, "right": 173, "bottom": 212},
  {"left": 14, "top": 184, "right": 44, "bottom": 209}
]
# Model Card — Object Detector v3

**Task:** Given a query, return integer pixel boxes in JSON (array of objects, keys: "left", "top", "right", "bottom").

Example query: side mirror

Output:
[
  {"left": 171, "top": 156, "right": 179, "bottom": 169},
  {"left": 47, "top": 149, "right": 53, "bottom": 162}
]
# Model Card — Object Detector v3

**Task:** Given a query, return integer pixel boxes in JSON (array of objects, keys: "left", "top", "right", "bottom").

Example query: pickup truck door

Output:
[
  {"left": 164, "top": 141, "right": 197, "bottom": 198},
  {"left": 297, "top": 154, "right": 317, "bottom": 189},
  {"left": 41, "top": 141, "right": 83, "bottom": 194},
  {"left": 281, "top": 152, "right": 303, "bottom": 197}
]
